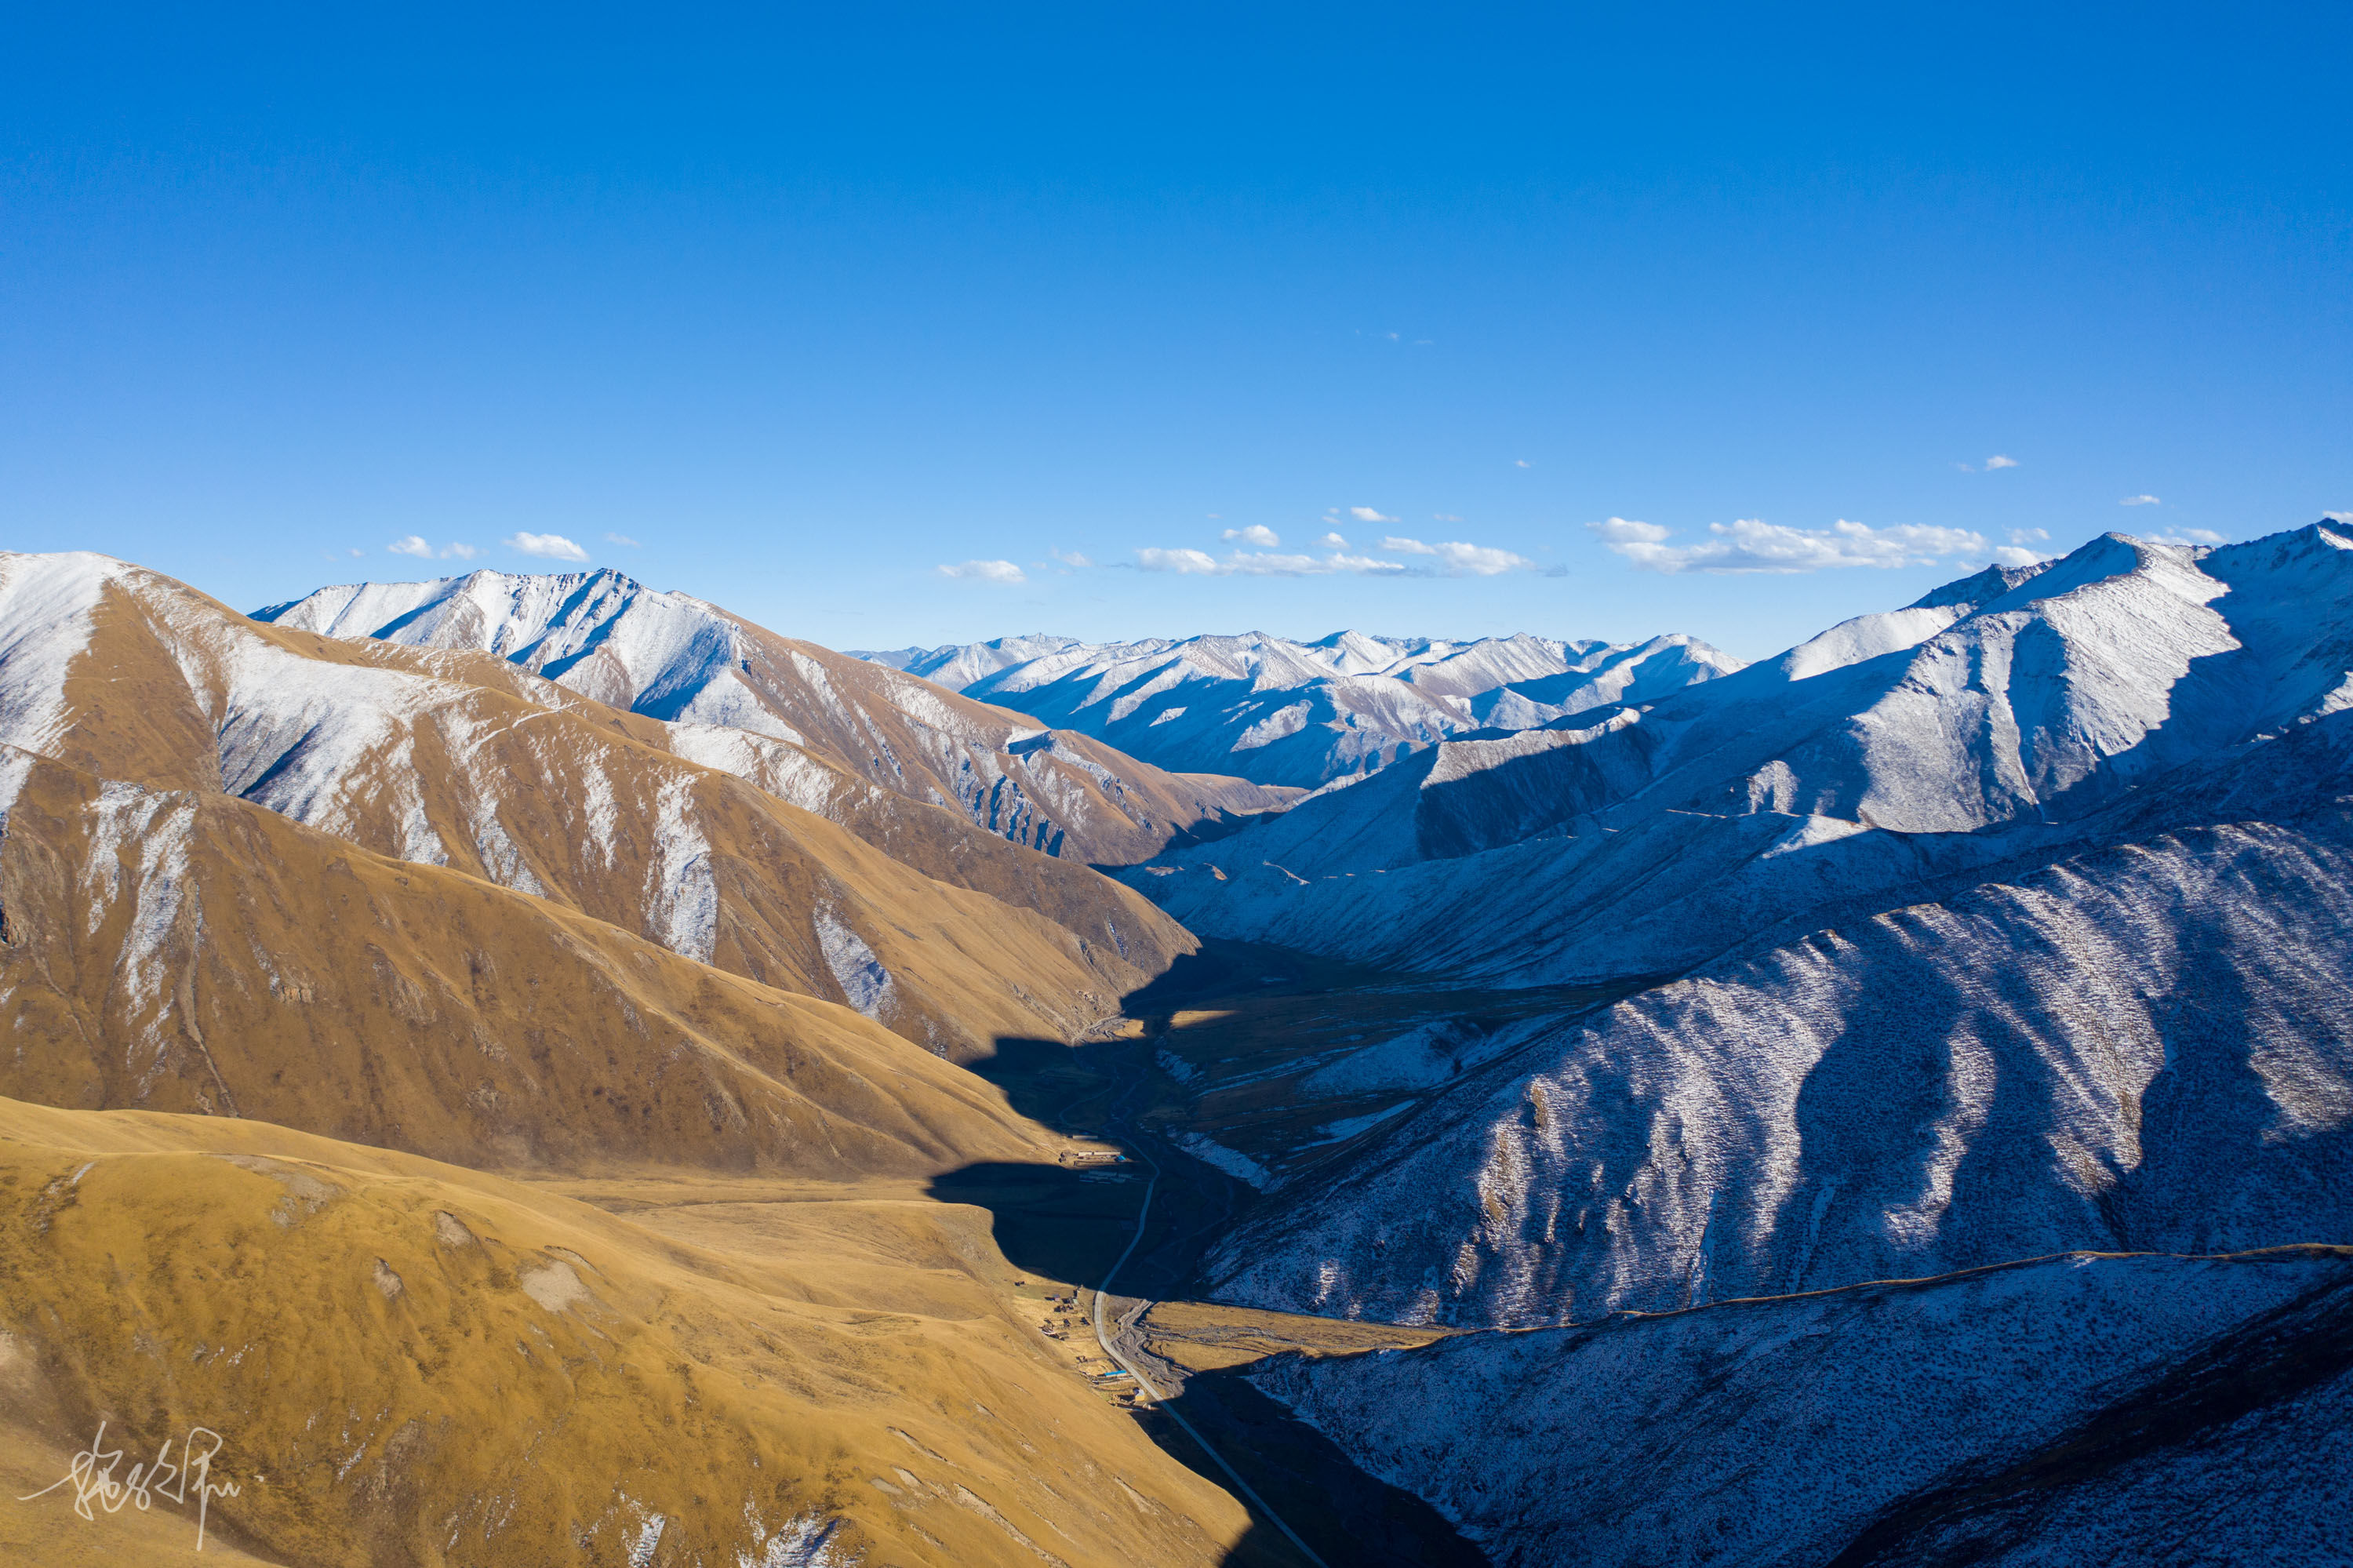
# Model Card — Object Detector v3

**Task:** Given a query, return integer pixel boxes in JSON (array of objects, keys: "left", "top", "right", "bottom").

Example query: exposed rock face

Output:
[
  {"left": 257, "top": 568, "right": 1297, "bottom": 865},
  {"left": 860, "top": 628, "right": 1740, "bottom": 788}
]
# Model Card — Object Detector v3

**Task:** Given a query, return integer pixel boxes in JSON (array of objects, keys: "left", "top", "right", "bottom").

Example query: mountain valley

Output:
[{"left": 3, "top": 529, "right": 2348, "bottom": 1566}]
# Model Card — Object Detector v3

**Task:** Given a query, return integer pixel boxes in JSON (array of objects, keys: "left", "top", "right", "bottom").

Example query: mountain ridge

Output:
[{"left": 858, "top": 626, "right": 1742, "bottom": 788}]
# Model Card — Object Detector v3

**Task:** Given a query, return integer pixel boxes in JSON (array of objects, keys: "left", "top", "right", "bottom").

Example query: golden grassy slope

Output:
[
  {"left": 0, "top": 748, "right": 1068, "bottom": 1173},
  {"left": 0, "top": 1097, "right": 1257, "bottom": 1567}
]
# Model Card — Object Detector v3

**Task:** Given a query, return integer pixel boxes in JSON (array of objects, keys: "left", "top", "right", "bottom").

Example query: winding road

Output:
[{"left": 1083, "top": 1064, "right": 1332, "bottom": 1568}]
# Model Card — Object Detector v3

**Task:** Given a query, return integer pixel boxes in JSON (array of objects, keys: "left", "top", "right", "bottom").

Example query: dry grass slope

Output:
[{"left": 0, "top": 1098, "right": 1257, "bottom": 1567}]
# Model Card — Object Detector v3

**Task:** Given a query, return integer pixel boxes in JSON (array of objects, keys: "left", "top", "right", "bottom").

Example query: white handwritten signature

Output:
[{"left": 18, "top": 1420, "right": 242, "bottom": 1551}]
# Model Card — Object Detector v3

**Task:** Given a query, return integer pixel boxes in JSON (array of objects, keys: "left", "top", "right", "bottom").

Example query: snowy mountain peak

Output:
[{"left": 864, "top": 625, "right": 1742, "bottom": 787}]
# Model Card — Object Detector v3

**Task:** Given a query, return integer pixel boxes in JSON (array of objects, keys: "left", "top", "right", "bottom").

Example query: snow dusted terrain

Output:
[
  {"left": 1209, "top": 767, "right": 2353, "bottom": 1323},
  {"left": 858, "top": 628, "right": 1740, "bottom": 787},
  {"left": 1252, "top": 1247, "right": 2353, "bottom": 1567},
  {"left": 1130, "top": 524, "right": 2353, "bottom": 985},
  {"left": 259, "top": 569, "right": 1294, "bottom": 864}
]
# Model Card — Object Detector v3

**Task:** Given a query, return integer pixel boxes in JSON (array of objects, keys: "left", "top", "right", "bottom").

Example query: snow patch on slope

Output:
[{"left": 813, "top": 908, "right": 893, "bottom": 1019}]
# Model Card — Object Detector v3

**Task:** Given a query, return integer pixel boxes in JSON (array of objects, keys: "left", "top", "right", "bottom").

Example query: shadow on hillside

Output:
[
  {"left": 926, "top": 989, "right": 1489, "bottom": 1568},
  {"left": 1153, "top": 1366, "right": 1491, "bottom": 1568}
]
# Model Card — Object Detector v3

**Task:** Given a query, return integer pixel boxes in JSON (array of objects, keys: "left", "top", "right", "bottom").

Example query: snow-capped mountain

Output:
[
  {"left": 856, "top": 628, "right": 1742, "bottom": 788},
  {"left": 1157, "top": 522, "right": 2353, "bottom": 1340},
  {"left": 1129, "top": 523, "right": 2353, "bottom": 985},
  {"left": 257, "top": 569, "right": 1297, "bottom": 865}
]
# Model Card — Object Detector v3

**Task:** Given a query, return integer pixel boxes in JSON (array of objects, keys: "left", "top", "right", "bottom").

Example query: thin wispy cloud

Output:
[
  {"left": 1432, "top": 513, "right": 1463, "bottom": 522},
  {"left": 1318, "top": 531, "right": 1348, "bottom": 548},
  {"left": 2149, "top": 528, "right": 2227, "bottom": 547},
  {"left": 1221, "top": 524, "right": 1281, "bottom": 547},
  {"left": 1377, "top": 537, "right": 1537, "bottom": 575},
  {"left": 1514, "top": 459, "right": 1531, "bottom": 468},
  {"left": 1132, "top": 546, "right": 1406, "bottom": 577},
  {"left": 1049, "top": 548, "right": 1093, "bottom": 568},
  {"left": 1349, "top": 507, "right": 1398, "bottom": 524},
  {"left": 2119, "top": 494, "right": 2162, "bottom": 507},
  {"left": 505, "top": 531, "right": 591, "bottom": 562},
  {"left": 1983, "top": 454, "right": 2019, "bottom": 470},
  {"left": 1991, "top": 526, "right": 2057, "bottom": 567},
  {"left": 604, "top": 532, "right": 642, "bottom": 547},
  {"left": 936, "top": 558, "right": 1027, "bottom": 584},
  {"left": 1588, "top": 516, "right": 1993, "bottom": 574},
  {"left": 392, "top": 536, "right": 483, "bottom": 560}
]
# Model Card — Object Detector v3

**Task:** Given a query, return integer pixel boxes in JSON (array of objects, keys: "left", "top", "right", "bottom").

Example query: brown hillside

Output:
[
  {"left": 0, "top": 1097, "right": 1255, "bottom": 1566},
  {"left": 2, "top": 553, "right": 1198, "bottom": 1057},
  {"left": 0, "top": 747, "right": 1075, "bottom": 1173}
]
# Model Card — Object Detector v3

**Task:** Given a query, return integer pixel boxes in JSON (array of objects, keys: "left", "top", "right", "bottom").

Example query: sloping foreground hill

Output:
[
  {"left": 0, "top": 551, "right": 1198, "bottom": 1058},
  {"left": 1249, "top": 1248, "right": 2353, "bottom": 1568},
  {"left": 0, "top": 1097, "right": 1257, "bottom": 1568},
  {"left": 867, "top": 628, "right": 1737, "bottom": 788},
  {"left": 1131, "top": 523, "right": 2353, "bottom": 986},
  {"left": 257, "top": 568, "right": 1297, "bottom": 865}
]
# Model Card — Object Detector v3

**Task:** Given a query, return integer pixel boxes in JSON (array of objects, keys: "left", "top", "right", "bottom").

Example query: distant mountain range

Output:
[{"left": 855, "top": 628, "right": 1742, "bottom": 788}]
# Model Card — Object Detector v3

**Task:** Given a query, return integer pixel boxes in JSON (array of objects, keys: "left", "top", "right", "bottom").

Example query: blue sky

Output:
[{"left": 5, "top": 4, "right": 2348, "bottom": 660}]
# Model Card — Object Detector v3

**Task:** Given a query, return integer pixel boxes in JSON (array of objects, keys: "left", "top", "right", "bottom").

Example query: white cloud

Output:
[
  {"left": 347, "top": 547, "right": 366, "bottom": 558},
  {"left": 1588, "top": 517, "right": 1672, "bottom": 546},
  {"left": 1991, "top": 546, "right": 2046, "bottom": 568},
  {"left": 604, "top": 532, "right": 642, "bottom": 547},
  {"left": 1318, "top": 531, "right": 1348, "bottom": 548},
  {"left": 1375, "top": 536, "right": 1535, "bottom": 575},
  {"left": 2119, "top": 494, "right": 2161, "bottom": 507},
  {"left": 1133, "top": 546, "right": 1406, "bottom": 577},
  {"left": 1588, "top": 516, "right": 1991, "bottom": 574},
  {"left": 2008, "top": 527, "right": 2049, "bottom": 544},
  {"left": 1049, "top": 548, "right": 1094, "bottom": 568},
  {"left": 2325, "top": 511, "right": 2352, "bottom": 524},
  {"left": 936, "top": 558, "right": 1027, "bottom": 584},
  {"left": 1348, "top": 507, "right": 1397, "bottom": 524},
  {"left": 1221, "top": 524, "right": 1281, "bottom": 547},
  {"left": 394, "top": 536, "right": 482, "bottom": 560},
  {"left": 1983, "top": 454, "right": 2019, "bottom": 470},
  {"left": 1432, "top": 541, "right": 1537, "bottom": 575},
  {"left": 1136, "top": 548, "right": 1223, "bottom": 574},
  {"left": 505, "top": 531, "right": 591, "bottom": 562},
  {"left": 1514, "top": 459, "right": 1531, "bottom": 468},
  {"left": 2149, "top": 529, "right": 2227, "bottom": 547}
]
